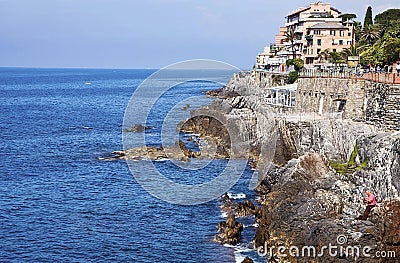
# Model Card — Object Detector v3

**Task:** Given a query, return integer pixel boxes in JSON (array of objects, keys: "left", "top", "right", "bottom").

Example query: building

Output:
[
  {"left": 257, "top": 2, "right": 355, "bottom": 68},
  {"left": 275, "top": 26, "right": 288, "bottom": 50},
  {"left": 303, "top": 22, "right": 354, "bottom": 65},
  {"left": 255, "top": 45, "right": 286, "bottom": 72}
]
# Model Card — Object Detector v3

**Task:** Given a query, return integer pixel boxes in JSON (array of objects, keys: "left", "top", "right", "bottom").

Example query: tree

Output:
[
  {"left": 361, "top": 25, "right": 379, "bottom": 45},
  {"left": 361, "top": 24, "right": 400, "bottom": 65},
  {"left": 374, "top": 9, "right": 400, "bottom": 26},
  {"left": 382, "top": 38, "right": 400, "bottom": 64},
  {"left": 329, "top": 52, "right": 345, "bottom": 65},
  {"left": 341, "top": 45, "right": 360, "bottom": 59},
  {"left": 287, "top": 71, "right": 299, "bottom": 84},
  {"left": 353, "top": 21, "right": 363, "bottom": 43},
  {"left": 285, "top": 28, "right": 297, "bottom": 59},
  {"left": 317, "top": 49, "right": 331, "bottom": 63},
  {"left": 374, "top": 9, "right": 400, "bottom": 37},
  {"left": 364, "top": 6, "right": 373, "bottom": 28},
  {"left": 286, "top": 58, "right": 304, "bottom": 71}
]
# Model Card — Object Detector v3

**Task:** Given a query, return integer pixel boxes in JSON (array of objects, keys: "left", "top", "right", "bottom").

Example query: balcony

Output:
[
  {"left": 294, "top": 26, "right": 303, "bottom": 33},
  {"left": 305, "top": 35, "right": 313, "bottom": 41},
  {"left": 285, "top": 20, "right": 299, "bottom": 27}
]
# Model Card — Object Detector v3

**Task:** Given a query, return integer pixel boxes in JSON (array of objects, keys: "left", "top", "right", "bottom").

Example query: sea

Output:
[{"left": 0, "top": 68, "right": 266, "bottom": 262}]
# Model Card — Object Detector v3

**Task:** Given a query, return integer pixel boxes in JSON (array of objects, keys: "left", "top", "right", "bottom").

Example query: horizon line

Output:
[{"left": 0, "top": 66, "right": 247, "bottom": 71}]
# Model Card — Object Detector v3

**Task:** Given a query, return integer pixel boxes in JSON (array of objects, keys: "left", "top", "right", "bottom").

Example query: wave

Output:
[
  {"left": 220, "top": 211, "right": 228, "bottom": 218},
  {"left": 227, "top": 192, "right": 246, "bottom": 200},
  {"left": 223, "top": 242, "right": 266, "bottom": 263},
  {"left": 234, "top": 247, "right": 265, "bottom": 263},
  {"left": 243, "top": 223, "right": 259, "bottom": 228},
  {"left": 68, "top": 126, "right": 93, "bottom": 130}
]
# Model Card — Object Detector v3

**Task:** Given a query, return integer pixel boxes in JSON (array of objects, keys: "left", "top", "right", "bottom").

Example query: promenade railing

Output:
[{"left": 299, "top": 69, "right": 400, "bottom": 85}]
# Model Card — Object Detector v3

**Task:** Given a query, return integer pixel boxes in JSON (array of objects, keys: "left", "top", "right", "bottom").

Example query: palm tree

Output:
[
  {"left": 341, "top": 45, "right": 359, "bottom": 57},
  {"left": 285, "top": 28, "right": 297, "bottom": 59},
  {"left": 361, "top": 25, "right": 379, "bottom": 45},
  {"left": 329, "top": 51, "right": 345, "bottom": 66},
  {"left": 317, "top": 49, "right": 331, "bottom": 63},
  {"left": 341, "top": 45, "right": 361, "bottom": 61}
]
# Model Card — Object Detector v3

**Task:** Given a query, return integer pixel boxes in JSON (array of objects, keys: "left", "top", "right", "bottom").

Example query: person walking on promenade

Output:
[
  {"left": 396, "top": 62, "right": 400, "bottom": 76},
  {"left": 356, "top": 191, "right": 377, "bottom": 220}
]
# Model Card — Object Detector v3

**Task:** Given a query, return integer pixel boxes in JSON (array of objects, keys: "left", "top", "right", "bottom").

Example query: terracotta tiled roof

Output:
[
  {"left": 308, "top": 22, "right": 347, "bottom": 29},
  {"left": 286, "top": 7, "right": 311, "bottom": 17}
]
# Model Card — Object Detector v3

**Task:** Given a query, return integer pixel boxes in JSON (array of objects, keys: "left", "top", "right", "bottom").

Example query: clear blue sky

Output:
[{"left": 1, "top": 0, "right": 399, "bottom": 69}]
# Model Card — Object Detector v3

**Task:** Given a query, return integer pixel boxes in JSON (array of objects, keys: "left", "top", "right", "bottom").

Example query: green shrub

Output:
[
  {"left": 288, "top": 71, "right": 299, "bottom": 84},
  {"left": 286, "top": 59, "right": 305, "bottom": 71}
]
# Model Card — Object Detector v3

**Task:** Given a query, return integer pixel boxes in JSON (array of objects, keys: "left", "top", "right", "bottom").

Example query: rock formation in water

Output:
[
  {"left": 122, "top": 124, "right": 152, "bottom": 132},
  {"left": 111, "top": 140, "right": 200, "bottom": 161},
  {"left": 241, "top": 257, "right": 254, "bottom": 263},
  {"left": 215, "top": 214, "right": 244, "bottom": 245}
]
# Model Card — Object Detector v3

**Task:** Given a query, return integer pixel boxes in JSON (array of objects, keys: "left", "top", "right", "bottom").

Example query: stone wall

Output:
[
  {"left": 364, "top": 82, "right": 400, "bottom": 131},
  {"left": 297, "top": 77, "right": 400, "bottom": 131}
]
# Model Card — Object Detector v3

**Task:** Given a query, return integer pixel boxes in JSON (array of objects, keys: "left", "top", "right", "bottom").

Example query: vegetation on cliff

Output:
[
  {"left": 286, "top": 58, "right": 304, "bottom": 83},
  {"left": 356, "top": 7, "right": 400, "bottom": 65},
  {"left": 316, "top": 7, "right": 400, "bottom": 67},
  {"left": 329, "top": 143, "right": 368, "bottom": 174}
]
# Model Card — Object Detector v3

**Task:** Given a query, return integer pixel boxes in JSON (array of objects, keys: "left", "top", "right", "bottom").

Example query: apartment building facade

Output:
[{"left": 255, "top": 2, "right": 355, "bottom": 69}]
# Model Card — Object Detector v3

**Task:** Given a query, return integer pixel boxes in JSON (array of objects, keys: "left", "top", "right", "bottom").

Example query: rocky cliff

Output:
[{"left": 186, "top": 71, "right": 400, "bottom": 262}]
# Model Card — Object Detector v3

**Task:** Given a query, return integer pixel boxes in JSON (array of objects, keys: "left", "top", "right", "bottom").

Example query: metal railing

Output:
[
  {"left": 352, "top": 72, "right": 400, "bottom": 84},
  {"left": 299, "top": 69, "right": 400, "bottom": 84}
]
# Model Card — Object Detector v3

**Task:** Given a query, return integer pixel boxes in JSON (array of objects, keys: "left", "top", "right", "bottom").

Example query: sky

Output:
[{"left": 1, "top": 0, "right": 399, "bottom": 69}]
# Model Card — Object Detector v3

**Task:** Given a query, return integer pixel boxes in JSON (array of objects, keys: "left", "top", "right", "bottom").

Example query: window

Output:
[
  {"left": 330, "top": 30, "right": 336, "bottom": 36},
  {"left": 317, "top": 49, "right": 321, "bottom": 54},
  {"left": 333, "top": 49, "right": 337, "bottom": 52},
  {"left": 348, "top": 32, "right": 352, "bottom": 36},
  {"left": 339, "top": 40, "right": 343, "bottom": 45},
  {"left": 314, "top": 30, "right": 321, "bottom": 35},
  {"left": 347, "top": 41, "right": 352, "bottom": 45},
  {"left": 340, "top": 30, "right": 344, "bottom": 37},
  {"left": 317, "top": 39, "right": 322, "bottom": 46}
]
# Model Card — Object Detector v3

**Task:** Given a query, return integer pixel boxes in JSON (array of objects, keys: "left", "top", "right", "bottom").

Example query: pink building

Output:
[{"left": 279, "top": 2, "right": 354, "bottom": 66}]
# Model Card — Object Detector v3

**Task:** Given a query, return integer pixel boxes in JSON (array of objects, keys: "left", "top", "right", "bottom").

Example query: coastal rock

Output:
[
  {"left": 123, "top": 124, "right": 152, "bottom": 132},
  {"left": 219, "top": 193, "right": 235, "bottom": 215},
  {"left": 374, "top": 200, "right": 400, "bottom": 259},
  {"left": 235, "top": 200, "right": 257, "bottom": 217},
  {"left": 204, "top": 87, "right": 240, "bottom": 98},
  {"left": 253, "top": 151, "right": 400, "bottom": 262},
  {"left": 179, "top": 115, "right": 232, "bottom": 158},
  {"left": 113, "top": 140, "right": 196, "bottom": 161},
  {"left": 215, "top": 215, "right": 243, "bottom": 245},
  {"left": 255, "top": 153, "right": 361, "bottom": 261},
  {"left": 241, "top": 257, "right": 254, "bottom": 263},
  {"left": 186, "top": 70, "right": 400, "bottom": 261}
]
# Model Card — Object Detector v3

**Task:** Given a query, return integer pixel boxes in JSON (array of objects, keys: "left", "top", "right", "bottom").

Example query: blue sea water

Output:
[{"left": 0, "top": 68, "right": 265, "bottom": 262}]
